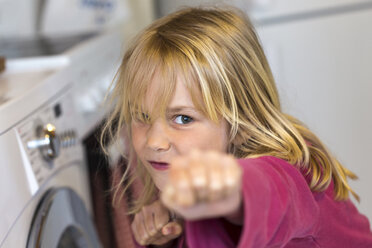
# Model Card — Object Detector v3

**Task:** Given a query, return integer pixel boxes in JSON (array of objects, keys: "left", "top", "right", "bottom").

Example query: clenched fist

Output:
[
  {"left": 161, "top": 150, "right": 243, "bottom": 221},
  {"left": 131, "top": 200, "right": 183, "bottom": 246}
]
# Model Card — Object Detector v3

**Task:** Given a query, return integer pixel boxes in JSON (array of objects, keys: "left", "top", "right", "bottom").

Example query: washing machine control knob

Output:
[{"left": 27, "top": 124, "right": 76, "bottom": 161}]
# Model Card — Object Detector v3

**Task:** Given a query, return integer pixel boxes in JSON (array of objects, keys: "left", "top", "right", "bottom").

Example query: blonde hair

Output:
[{"left": 101, "top": 6, "right": 358, "bottom": 213}]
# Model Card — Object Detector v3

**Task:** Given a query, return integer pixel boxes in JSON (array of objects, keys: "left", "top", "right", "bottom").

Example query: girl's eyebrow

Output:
[{"left": 166, "top": 106, "right": 198, "bottom": 113}]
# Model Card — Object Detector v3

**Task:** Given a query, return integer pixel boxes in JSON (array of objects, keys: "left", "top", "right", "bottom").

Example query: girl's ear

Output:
[
  {"left": 229, "top": 132, "right": 248, "bottom": 156},
  {"left": 232, "top": 132, "right": 245, "bottom": 146}
]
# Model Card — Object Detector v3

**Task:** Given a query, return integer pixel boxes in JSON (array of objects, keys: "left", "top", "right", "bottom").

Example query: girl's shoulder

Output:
[
  {"left": 237, "top": 155, "right": 313, "bottom": 190},
  {"left": 237, "top": 155, "right": 297, "bottom": 169}
]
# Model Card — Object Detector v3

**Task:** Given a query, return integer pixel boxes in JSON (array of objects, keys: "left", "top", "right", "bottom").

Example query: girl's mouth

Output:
[{"left": 148, "top": 161, "right": 169, "bottom": 171}]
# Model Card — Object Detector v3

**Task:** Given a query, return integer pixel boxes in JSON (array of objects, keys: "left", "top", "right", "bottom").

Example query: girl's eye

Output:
[
  {"left": 142, "top": 113, "right": 150, "bottom": 121},
  {"left": 174, "top": 115, "right": 193, "bottom": 125}
]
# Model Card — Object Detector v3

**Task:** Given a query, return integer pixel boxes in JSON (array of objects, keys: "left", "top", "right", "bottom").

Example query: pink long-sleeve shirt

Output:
[
  {"left": 136, "top": 156, "right": 372, "bottom": 247},
  {"left": 185, "top": 156, "right": 372, "bottom": 247}
]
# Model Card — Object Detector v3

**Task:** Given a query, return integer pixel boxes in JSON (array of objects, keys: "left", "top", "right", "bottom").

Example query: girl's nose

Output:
[{"left": 146, "top": 119, "right": 171, "bottom": 152}]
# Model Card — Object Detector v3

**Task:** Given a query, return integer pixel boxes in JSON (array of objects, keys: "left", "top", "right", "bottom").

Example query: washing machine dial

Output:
[{"left": 27, "top": 124, "right": 77, "bottom": 161}]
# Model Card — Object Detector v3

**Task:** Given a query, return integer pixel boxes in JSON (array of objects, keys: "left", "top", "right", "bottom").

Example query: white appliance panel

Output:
[
  {"left": 245, "top": 0, "right": 372, "bottom": 21},
  {"left": 256, "top": 7, "right": 372, "bottom": 221}
]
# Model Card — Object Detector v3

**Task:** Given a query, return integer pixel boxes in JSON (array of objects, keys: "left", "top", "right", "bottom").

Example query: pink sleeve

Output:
[
  {"left": 185, "top": 156, "right": 319, "bottom": 248},
  {"left": 237, "top": 156, "right": 319, "bottom": 247}
]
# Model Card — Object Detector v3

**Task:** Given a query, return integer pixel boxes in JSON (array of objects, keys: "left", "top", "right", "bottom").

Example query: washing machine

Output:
[{"left": 0, "top": 29, "right": 124, "bottom": 247}]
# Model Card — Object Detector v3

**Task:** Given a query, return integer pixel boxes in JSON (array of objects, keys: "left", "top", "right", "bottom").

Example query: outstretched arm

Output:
[{"left": 161, "top": 152, "right": 319, "bottom": 247}]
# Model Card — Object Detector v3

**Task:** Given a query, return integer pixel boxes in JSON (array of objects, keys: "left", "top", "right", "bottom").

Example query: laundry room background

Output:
[{"left": 0, "top": 0, "right": 154, "bottom": 247}]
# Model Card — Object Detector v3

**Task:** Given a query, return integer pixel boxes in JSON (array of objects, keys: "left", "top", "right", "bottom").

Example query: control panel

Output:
[
  {"left": 15, "top": 89, "right": 84, "bottom": 191},
  {"left": 26, "top": 123, "right": 76, "bottom": 162}
]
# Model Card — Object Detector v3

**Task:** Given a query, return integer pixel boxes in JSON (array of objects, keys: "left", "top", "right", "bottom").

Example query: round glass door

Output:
[{"left": 27, "top": 187, "right": 100, "bottom": 248}]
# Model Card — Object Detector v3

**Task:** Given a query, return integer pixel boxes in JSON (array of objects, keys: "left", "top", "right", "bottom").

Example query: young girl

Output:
[{"left": 102, "top": 6, "right": 372, "bottom": 247}]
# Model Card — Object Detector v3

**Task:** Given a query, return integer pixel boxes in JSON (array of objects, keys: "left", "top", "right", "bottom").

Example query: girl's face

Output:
[{"left": 131, "top": 75, "right": 229, "bottom": 191}]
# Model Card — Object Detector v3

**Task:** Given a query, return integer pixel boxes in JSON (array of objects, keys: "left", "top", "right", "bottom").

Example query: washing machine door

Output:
[{"left": 27, "top": 187, "right": 100, "bottom": 248}]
